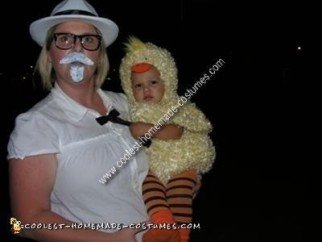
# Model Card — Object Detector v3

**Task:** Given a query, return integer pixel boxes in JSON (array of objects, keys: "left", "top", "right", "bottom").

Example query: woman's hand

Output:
[
  {"left": 110, "top": 228, "right": 138, "bottom": 242},
  {"left": 130, "top": 122, "right": 183, "bottom": 140},
  {"left": 111, "top": 223, "right": 149, "bottom": 242},
  {"left": 129, "top": 122, "right": 154, "bottom": 139},
  {"left": 193, "top": 173, "right": 202, "bottom": 199}
]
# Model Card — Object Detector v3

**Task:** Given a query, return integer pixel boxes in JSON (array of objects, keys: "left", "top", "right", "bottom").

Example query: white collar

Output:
[{"left": 51, "top": 83, "right": 113, "bottom": 122}]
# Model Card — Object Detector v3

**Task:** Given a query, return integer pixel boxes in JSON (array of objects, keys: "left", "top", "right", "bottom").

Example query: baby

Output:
[{"left": 120, "top": 37, "right": 216, "bottom": 242}]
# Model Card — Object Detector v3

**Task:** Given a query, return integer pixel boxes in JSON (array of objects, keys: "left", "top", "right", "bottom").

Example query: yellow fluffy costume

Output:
[{"left": 120, "top": 37, "right": 216, "bottom": 184}]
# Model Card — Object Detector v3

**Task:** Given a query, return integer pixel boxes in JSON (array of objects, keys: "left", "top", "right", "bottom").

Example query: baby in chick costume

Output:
[{"left": 119, "top": 37, "right": 216, "bottom": 242}]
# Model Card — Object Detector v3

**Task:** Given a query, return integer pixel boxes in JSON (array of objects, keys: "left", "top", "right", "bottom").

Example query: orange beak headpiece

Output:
[{"left": 131, "top": 63, "right": 152, "bottom": 73}]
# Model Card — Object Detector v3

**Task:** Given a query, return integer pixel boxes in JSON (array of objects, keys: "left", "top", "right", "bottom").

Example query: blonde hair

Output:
[{"left": 34, "top": 25, "right": 109, "bottom": 90}]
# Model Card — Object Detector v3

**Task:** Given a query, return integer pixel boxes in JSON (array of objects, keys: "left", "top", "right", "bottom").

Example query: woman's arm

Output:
[
  {"left": 130, "top": 122, "right": 183, "bottom": 141},
  {"left": 9, "top": 154, "right": 139, "bottom": 242}
]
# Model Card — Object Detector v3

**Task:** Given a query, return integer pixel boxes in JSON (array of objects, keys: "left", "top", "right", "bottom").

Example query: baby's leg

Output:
[
  {"left": 143, "top": 170, "right": 168, "bottom": 215},
  {"left": 166, "top": 169, "right": 198, "bottom": 242},
  {"left": 142, "top": 170, "right": 180, "bottom": 242}
]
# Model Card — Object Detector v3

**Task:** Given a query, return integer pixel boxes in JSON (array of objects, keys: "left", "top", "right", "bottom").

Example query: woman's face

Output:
[
  {"left": 48, "top": 21, "right": 100, "bottom": 84},
  {"left": 131, "top": 66, "right": 165, "bottom": 103}
]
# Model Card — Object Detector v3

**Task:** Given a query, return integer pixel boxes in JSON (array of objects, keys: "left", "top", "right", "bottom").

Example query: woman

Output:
[{"left": 8, "top": 0, "right": 149, "bottom": 241}]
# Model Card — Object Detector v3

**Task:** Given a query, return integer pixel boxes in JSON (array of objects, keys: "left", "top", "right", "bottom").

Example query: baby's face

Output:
[{"left": 131, "top": 66, "right": 165, "bottom": 103}]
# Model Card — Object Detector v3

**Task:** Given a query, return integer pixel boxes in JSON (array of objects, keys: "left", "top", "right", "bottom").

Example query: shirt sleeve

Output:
[{"left": 7, "top": 111, "right": 60, "bottom": 160}]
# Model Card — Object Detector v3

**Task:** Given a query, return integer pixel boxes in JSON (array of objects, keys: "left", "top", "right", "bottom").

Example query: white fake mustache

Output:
[{"left": 59, "top": 52, "right": 94, "bottom": 66}]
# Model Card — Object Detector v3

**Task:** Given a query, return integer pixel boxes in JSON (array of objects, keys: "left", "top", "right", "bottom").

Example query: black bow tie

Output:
[
  {"left": 96, "top": 109, "right": 131, "bottom": 126},
  {"left": 95, "top": 109, "right": 151, "bottom": 148}
]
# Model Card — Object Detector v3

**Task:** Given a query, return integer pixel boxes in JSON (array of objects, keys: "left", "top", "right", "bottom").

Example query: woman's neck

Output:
[{"left": 56, "top": 80, "right": 107, "bottom": 115}]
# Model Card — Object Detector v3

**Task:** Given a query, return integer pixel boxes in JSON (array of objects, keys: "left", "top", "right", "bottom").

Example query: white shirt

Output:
[{"left": 8, "top": 84, "right": 149, "bottom": 240}]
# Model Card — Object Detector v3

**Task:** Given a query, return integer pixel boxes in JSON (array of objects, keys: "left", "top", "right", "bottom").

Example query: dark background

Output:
[{"left": 1, "top": 0, "right": 313, "bottom": 241}]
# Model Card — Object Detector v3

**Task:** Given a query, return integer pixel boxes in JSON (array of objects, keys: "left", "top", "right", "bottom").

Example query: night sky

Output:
[{"left": 1, "top": 0, "right": 311, "bottom": 241}]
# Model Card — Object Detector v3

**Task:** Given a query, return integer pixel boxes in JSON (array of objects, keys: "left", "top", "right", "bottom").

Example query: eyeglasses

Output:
[{"left": 53, "top": 33, "right": 102, "bottom": 51}]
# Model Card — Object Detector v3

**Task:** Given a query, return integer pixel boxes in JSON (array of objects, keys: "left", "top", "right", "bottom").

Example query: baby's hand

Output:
[{"left": 129, "top": 122, "right": 154, "bottom": 139}]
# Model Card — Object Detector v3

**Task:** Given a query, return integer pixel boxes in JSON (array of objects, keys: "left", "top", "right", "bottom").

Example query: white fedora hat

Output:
[{"left": 30, "top": 0, "right": 119, "bottom": 47}]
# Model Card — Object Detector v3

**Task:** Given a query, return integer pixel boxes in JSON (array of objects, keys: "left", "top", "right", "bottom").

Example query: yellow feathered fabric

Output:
[{"left": 120, "top": 37, "right": 216, "bottom": 184}]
